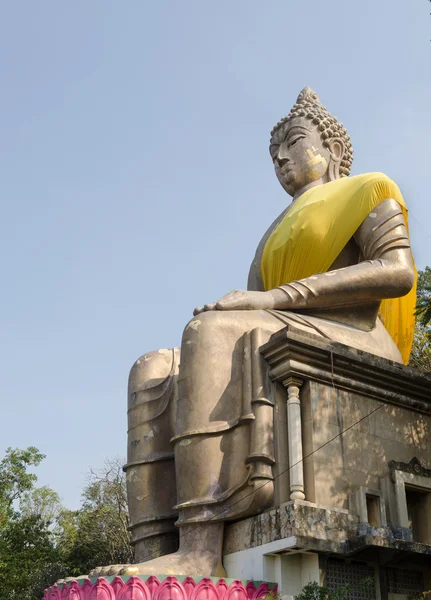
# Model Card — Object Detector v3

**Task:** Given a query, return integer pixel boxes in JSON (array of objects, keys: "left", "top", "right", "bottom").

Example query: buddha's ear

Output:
[
  {"left": 327, "top": 138, "right": 345, "bottom": 163},
  {"left": 327, "top": 137, "right": 345, "bottom": 181}
]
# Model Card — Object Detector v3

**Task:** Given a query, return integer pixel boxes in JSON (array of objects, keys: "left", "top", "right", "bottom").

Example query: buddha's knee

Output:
[
  {"left": 128, "top": 348, "right": 179, "bottom": 402},
  {"left": 127, "top": 348, "right": 180, "bottom": 463},
  {"left": 183, "top": 310, "right": 229, "bottom": 346}
]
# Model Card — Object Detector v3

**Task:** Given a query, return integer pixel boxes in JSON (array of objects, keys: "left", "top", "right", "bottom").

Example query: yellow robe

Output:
[{"left": 261, "top": 172, "right": 417, "bottom": 364}]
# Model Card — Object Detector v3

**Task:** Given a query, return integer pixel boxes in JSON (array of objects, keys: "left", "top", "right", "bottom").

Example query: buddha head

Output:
[{"left": 269, "top": 87, "right": 353, "bottom": 196}]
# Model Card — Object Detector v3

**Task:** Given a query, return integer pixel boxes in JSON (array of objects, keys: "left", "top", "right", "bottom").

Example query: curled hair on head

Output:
[{"left": 270, "top": 87, "right": 354, "bottom": 177}]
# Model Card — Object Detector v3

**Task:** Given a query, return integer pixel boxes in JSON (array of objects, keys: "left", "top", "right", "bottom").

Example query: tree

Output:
[
  {"left": 0, "top": 449, "right": 133, "bottom": 596},
  {"left": 0, "top": 447, "right": 64, "bottom": 600},
  {"left": 409, "top": 267, "right": 431, "bottom": 372},
  {"left": 57, "top": 457, "right": 133, "bottom": 576},
  {"left": 0, "top": 513, "right": 60, "bottom": 600},
  {"left": 0, "top": 447, "right": 45, "bottom": 525},
  {"left": 20, "top": 486, "right": 62, "bottom": 526},
  {"left": 294, "top": 578, "right": 374, "bottom": 600},
  {"left": 415, "top": 266, "right": 431, "bottom": 330},
  {"left": 294, "top": 582, "right": 328, "bottom": 600}
]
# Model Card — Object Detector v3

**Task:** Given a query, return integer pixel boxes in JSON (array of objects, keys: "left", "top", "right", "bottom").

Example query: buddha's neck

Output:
[{"left": 292, "top": 175, "right": 330, "bottom": 203}]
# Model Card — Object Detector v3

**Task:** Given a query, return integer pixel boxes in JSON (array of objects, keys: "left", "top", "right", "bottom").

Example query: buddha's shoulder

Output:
[
  {"left": 332, "top": 172, "right": 402, "bottom": 198},
  {"left": 342, "top": 172, "right": 397, "bottom": 187}
]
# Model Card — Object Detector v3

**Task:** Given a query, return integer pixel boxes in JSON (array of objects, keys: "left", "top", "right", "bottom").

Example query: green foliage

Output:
[
  {"left": 0, "top": 447, "right": 45, "bottom": 525},
  {"left": 0, "top": 449, "right": 133, "bottom": 599},
  {"left": 409, "top": 323, "right": 431, "bottom": 372},
  {"left": 415, "top": 267, "right": 431, "bottom": 331},
  {"left": 295, "top": 582, "right": 328, "bottom": 600},
  {"left": 20, "top": 486, "right": 62, "bottom": 525},
  {"left": 410, "top": 267, "right": 431, "bottom": 372},
  {"left": 0, "top": 447, "right": 64, "bottom": 600},
  {"left": 263, "top": 591, "right": 282, "bottom": 600},
  {"left": 294, "top": 578, "right": 374, "bottom": 600},
  {"left": 0, "top": 514, "right": 60, "bottom": 600},
  {"left": 59, "top": 458, "right": 133, "bottom": 576}
]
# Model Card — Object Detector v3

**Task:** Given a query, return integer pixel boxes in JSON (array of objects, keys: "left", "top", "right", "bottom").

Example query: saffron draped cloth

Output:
[{"left": 261, "top": 172, "right": 417, "bottom": 364}]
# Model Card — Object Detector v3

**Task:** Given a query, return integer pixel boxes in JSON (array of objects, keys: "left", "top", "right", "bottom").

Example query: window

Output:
[
  {"left": 386, "top": 567, "right": 424, "bottom": 596},
  {"left": 349, "top": 486, "right": 386, "bottom": 529},
  {"left": 391, "top": 468, "right": 431, "bottom": 544},
  {"left": 326, "top": 559, "right": 375, "bottom": 599},
  {"left": 366, "top": 494, "right": 381, "bottom": 528},
  {"left": 405, "top": 487, "right": 431, "bottom": 544}
]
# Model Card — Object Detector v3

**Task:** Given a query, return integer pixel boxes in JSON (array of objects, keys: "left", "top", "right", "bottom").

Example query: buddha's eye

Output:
[{"left": 287, "top": 136, "right": 304, "bottom": 148}]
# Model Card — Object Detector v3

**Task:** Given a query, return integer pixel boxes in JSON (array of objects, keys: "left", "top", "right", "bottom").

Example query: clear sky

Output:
[{"left": 1, "top": 0, "right": 430, "bottom": 510}]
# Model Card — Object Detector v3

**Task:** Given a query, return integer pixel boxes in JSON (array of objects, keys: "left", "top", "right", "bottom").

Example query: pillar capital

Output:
[{"left": 282, "top": 376, "right": 303, "bottom": 389}]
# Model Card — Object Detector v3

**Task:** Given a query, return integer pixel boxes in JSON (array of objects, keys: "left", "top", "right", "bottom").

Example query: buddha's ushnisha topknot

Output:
[{"left": 270, "top": 86, "right": 353, "bottom": 177}]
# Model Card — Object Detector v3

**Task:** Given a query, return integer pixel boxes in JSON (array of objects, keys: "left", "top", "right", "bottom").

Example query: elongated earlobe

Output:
[
  {"left": 328, "top": 159, "right": 339, "bottom": 182},
  {"left": 327, "top": 138, "right": 345, "bottom": 181}
]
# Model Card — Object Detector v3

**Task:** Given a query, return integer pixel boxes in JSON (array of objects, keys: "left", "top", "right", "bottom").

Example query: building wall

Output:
[{"left": 301, "top": 381, "right": 431, "bottom": 513}]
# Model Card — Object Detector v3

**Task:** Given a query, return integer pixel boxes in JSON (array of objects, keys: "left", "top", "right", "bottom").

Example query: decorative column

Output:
[{"left": 283, "top": 377, "right": 305, "bottom": 501}]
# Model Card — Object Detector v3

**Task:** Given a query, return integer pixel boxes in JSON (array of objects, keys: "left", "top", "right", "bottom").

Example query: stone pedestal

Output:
[
  {"left": 44, "top": 576, "right": 277, "bottom": 600},
  {"left": 222, "top": 327, "right": 431, "bottom": 599}
]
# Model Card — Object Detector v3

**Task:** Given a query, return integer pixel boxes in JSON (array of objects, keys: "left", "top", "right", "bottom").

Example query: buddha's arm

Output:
[
  {"left": 271, "top": 198, "right": 414, "bottom": 310},
  {"left": 195, "top": 199, "right": 414, "bottom": 315}
]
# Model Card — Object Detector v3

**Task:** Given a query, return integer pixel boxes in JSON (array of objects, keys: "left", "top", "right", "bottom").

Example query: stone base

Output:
[
  {"left": 223, "top": 500, "right": 431, "bottom": 563},
  {"left": 44, "top": 576, "right": 277, "bottom": 600}
]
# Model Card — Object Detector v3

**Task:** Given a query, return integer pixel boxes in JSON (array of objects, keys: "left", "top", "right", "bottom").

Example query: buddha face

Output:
[{"left": 270, "top": 116, "right": 332, "bottom": 197}]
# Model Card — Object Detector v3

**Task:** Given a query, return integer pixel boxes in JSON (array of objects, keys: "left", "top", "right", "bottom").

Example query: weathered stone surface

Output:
[
  {"left": 262, "top": 327, "right": 431, "bottom": 411},
  {"left": 389, "top": 456, "right": 431, "bottom": 477},
  {"left": 224, "top": 499, "right": 431, "bottom": 561},
  {"left": 264, "top": 329, "right": 431, "bottom": 525},
  {"left": 224, "top": 500, "right": 358, "bottom": 555}
]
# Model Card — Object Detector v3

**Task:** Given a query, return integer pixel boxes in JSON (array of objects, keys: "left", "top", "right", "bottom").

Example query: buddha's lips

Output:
[{"left": 279, "top": 165, "right": 293, "bottom": 177}]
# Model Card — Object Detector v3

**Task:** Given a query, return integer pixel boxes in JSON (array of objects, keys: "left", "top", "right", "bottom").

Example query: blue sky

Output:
[{"left": 1, "top": 1, "right": 430, "bottom": 509}]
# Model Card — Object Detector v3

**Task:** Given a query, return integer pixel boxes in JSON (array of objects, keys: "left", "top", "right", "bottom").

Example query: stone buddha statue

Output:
[{"left": 90, "top": 87, "right": 416, "bottom": 578}]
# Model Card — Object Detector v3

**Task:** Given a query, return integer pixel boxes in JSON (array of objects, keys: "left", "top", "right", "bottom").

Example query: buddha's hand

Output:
[{"left": 193, "top": 290, "right": 276, "bottom": 315}]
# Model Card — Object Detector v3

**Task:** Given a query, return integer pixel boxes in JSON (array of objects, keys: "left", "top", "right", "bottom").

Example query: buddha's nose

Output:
[{"left": 277, "top": 144, "right": 290, "bottom": 166}]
